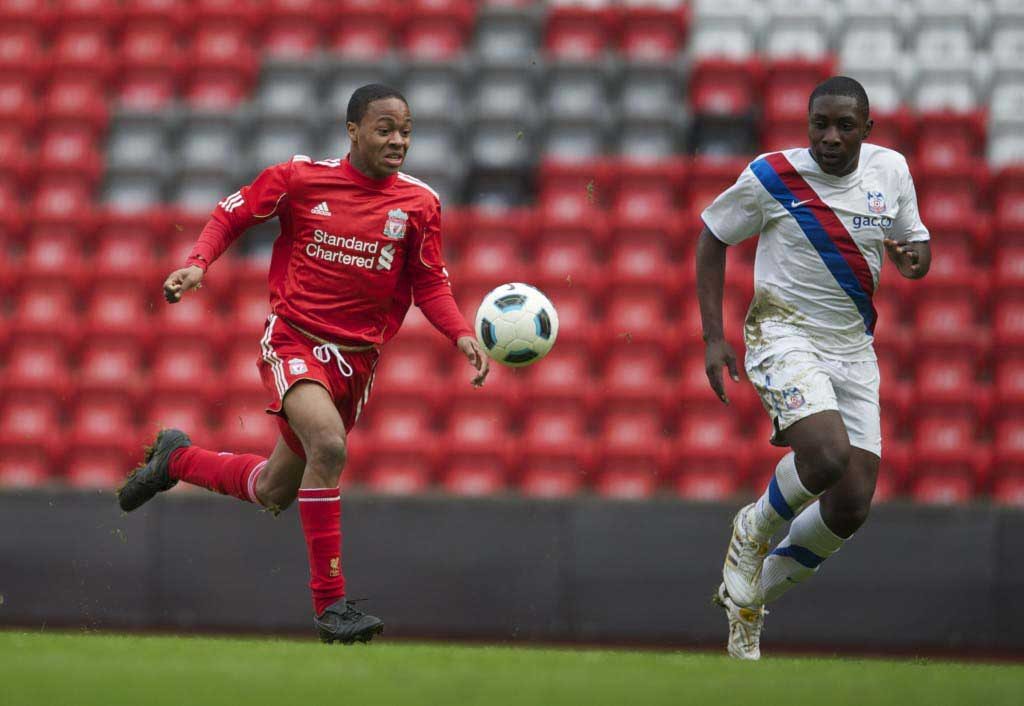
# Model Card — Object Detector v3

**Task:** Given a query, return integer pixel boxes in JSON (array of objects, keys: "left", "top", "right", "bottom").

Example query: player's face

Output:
[
  {"left": 807, "top": 95, "right": 872, "bottom": 177},
  {"left": 347, "top": 97, "right": 412, "bottom": 179}
]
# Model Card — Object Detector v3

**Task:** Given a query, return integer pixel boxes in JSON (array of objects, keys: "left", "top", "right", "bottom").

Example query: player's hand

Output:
[
  {"left": 883, "top": 238, "right": 921, "bottom": 277},
  {"left": 457, "top": 335, "right": 490, "bottom": 388},
  {"left": 704, "top": 338, "right": 740, "bottom": 405},
  {"left": 163, "top": 265, "right": 205, "bottom": 303}
]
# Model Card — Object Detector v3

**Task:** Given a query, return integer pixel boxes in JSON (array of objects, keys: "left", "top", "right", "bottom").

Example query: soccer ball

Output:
[{"left": 474, "top": 283, "right": 559, "bottom": 367}]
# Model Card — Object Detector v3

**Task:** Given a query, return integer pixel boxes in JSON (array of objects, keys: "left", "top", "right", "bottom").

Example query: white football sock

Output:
[
  {"left": 748, "top": 452, "right": 819, "bottom": 542},
  {"left": 760, "top": 501, "right": 845, "bottom": 603}
]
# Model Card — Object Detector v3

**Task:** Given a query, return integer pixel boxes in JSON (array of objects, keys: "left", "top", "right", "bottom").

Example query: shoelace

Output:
[
  {"left": 313, "top": 343, "right": 354, "bottom": 377},
  {"left": 736, "top": 513, "right": 769, "bottom": 581}
]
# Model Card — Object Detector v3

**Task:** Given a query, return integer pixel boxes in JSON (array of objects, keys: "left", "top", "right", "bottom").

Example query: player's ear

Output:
[
  {"left": 346, "top": 121, "right": 359, "bottom": 145},
  {"left": 863, "top": 117, "right": 873, "bottom": 140}
]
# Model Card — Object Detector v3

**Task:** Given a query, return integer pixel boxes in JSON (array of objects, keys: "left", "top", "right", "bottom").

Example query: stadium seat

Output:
[
  {"left": 913, "top": 295, "right": 985, "bottom": 354},
  {"left": 0, "top": 25, "right": 45, "bottom": 83},
  {"left": 11, "top": 282, "right": 80, "bottom": 347},
  {"left": 619, "top": 3, "right": 689, "bottom": 63},
  {"left": 401, "top": 1, "right": 473, "bottom": 61},
  {"left": 912, "top": 414, "right": 978, "bottom": 475},
  {"left": 910, "top": 472, "right": 974, "bottom": 505},
  {"left": 519, "top": 461, "right": 585, "bottom": 499},
  {"left": 0, "top": 78, "right": 38, "bottom": 146},
  {"left": 363, "top": 453, "right": 434, "bottom": 495},
  {"left": 0, "top": 397, "right": 62, "bottom": 461},
  {"left": 603, "top": 290, "right": 677, "bottom": 351},
  {"left": 593, "top": 467, "right": 658, "bottom": 500},
  {"left": 32, "top": 176, "right": 96, "bottom": 228},
  {"left": 1, "top": 339, "right": 72, "bottom": 399},
  {"left": 19, "top": 226, "right": 88, "bottom": 289},
  {"left": 92, "top": 229, "right": 159, "bottom": 289},
  {"left": 83, "top": 282, "right": 154, "bottom": 347},
  {"left": 40, "top": 75, "right": 109, "bottom": 136},
  {"left": 359, "top": 395, "right": 437, "bottom": 459},
  {"left": 597, "top": 406, "right": 669, "bottom": 484},
  {"left": 0, "top": 450, "right": 51, "bottom": 488},
  {"left": 50, "top": 24, "right": 117, "bottom": 82},
  {"left": 326, "top": 9, "right": 392, "bottom": 59},
  {"left": 689, "top": 19, "right": 755, "bottom": 61},
  {"left": 439, "top": 458, "right": 507, "bottom": 497},
  {"left": 66, "top": 449, "right": 131, "bottom": 490},
  {"left": 148, "top": 344, "right": 218, "bottom": 402},
  {"left": 531, "top": 235, "right": 600, "bottom": 293},
  {"left": 143, "top": 395, "right": 213, "bottom": 449},
  {"left": 607, "top": 235, "right": 680, "bottom": 294},
  {"left": 458, "top": 234, "right": 528, "bottom": 290},
  {"left": 518, "top": 341, "right": 593, "bottom": 408},
  {"left": 995, "top": 357, "right": 1024, "bottom": 410},
  {"left": 600, "top": 345, "right": 672, "bottom": 413},
  {"left": 689, "top": 59, "right": 760, "bottom": 117},
  {"left": 915, "top": 354, "right": 991, "bottom": 423},
  {"left": 544, "top": 5, "right": 610, "bottom": 63},
  {"left": 76, "top": 339, "right": 146, "bottom": 403},
  {"left": 369, "top": 340, "right": 445, "bottom": 410},
  {"left": 913, "top": 112, "right": 986, "bottom": 173},
  {"left": 214, "top": 396, "right": 278, "bottom": 456},
  {"left": 67, "top": 396, "right": 139, "bottom": 461},
  {"left": 875, "top": 348, "right": 913, "bottom": 425},
  {"left": 762, "top": 59, "right": 833, "bottom": 123},
  {"left": 672, "top": 467, "right": 742, "bottom": 502},
  {"left": 994, "top": 418, "right": 1024, "bottom": 470},
  {"left": 993, "top": 473, "right": 1024, "bottom": 507},
  {"left": 993, "top": 298, "right": 1024, "bottom": 351},
  {"left": 520, "top": 403, "right": 592, "bottom": 472}
]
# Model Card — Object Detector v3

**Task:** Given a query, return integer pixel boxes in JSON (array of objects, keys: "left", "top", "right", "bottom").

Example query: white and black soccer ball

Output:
[{"left": 474, "top": 283, "right": 559, "bottom": 367}]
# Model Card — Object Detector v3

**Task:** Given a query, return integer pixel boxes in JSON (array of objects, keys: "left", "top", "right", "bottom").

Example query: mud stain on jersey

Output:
[{"left": 744, "top": 287, "right": 806, "bottom": 349}]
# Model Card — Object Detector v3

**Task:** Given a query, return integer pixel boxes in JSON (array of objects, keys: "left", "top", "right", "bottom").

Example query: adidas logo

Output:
[{"left": 311, "top": 201, "right": 332, "bottom": 217}]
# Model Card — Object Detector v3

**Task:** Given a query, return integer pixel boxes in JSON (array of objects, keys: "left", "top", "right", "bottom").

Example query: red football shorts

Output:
[{"left": 257, "top": 314, "right": 380, "bottom": 459}]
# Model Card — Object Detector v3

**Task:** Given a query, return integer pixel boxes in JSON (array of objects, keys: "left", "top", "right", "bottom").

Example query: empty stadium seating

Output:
[{"left": 0, "top": 1, "right": 1017, "bottom": 505}]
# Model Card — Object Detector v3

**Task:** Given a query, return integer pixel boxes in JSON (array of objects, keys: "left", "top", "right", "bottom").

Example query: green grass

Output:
[{"left": 1, "top": 631, "right": 1021, "bottom": 706}]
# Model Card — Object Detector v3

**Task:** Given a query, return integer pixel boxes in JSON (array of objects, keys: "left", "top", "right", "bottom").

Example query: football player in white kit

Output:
[{"left": 695, "top": 77, "right": 931, "bottom": 659}]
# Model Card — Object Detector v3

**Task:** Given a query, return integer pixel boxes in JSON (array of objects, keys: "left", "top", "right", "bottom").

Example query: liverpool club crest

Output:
[
  {"left": 383, "top": 208, "right": 408, "bottom": 239},
  {"left": 867, "top": 191, "right": 886, "bottom": 214}
]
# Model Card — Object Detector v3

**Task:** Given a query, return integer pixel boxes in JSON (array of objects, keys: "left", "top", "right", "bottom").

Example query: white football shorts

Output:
[{"left": 745, "top": 339, "right": 882, "bottom": 457}]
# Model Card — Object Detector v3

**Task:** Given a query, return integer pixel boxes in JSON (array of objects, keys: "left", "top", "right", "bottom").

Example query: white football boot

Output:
[
  {"left": 722, "top": 503, "right": 770, "bottom": 607},
  {"left": 714, "top": 583, "right": 767, "bottom": 661}
]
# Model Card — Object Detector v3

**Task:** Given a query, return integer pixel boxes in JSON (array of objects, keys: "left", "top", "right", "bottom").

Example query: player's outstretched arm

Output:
[
  {"left": 457, "top": 335, "right": 489, "bottom": 388},
  {"left": 883, "top": 239, "right": 931, "bottom": 279},
  {"left": 163, "top": 265, "right": 205, "bottom": 303},
  {"left": 696, "top": 226, "right": 740, "bottom": 405}
]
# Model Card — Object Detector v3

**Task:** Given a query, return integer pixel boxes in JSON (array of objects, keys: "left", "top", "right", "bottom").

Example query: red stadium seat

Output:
[
  {"left": 762, "top": 59, "right": 833, "bottom": 124},
  {"left": 153, "top": 292, "right": 225, "bottom": 349},
  {"left": 672, "top": 468, "right": 741, "bottom": 501},
  {"left": 39, "top": 75, "right": 109, "bottom": 136},
  {"left": 18, "top": 226, "right": 88, "bottom": 289},
  {"left": 327, "top": 14, "right": 391, "bottom": 59},
  {"left": 603, "top": 289, "right": 676, "bottom": 351},
  {"left": 76, "top": 338, "right": 145, "bottom": 402},
  {"left": 544, "top": 6, "right": 610, "bottom": 62},
  {"left": 518, "top": 341, "right": 593, "bottom": 408},
  {"left": 610, "top": 157, "right": 687, "bottom": 226},
  {"left": 532, "top": 235, "right": 600, "bottom": 293},
  {"left": 194, "top": 0, "right": 266, "bottom": 28},
  {"left": 10, "top": 282, "right": 80, "bottom": 347},
  {"left": 995, "top": 357, "right": 1024, "bottom": 409},
  {"left": 597, "top": 406, "right": 669, "bottom": 482},
  {"left": 32, "top": 176, "right": 97, "bottom": 229},
  {"left": 52, "top": 0, "right": 123, "bottom": 27},
  {"left": 67, "top": 396, "right": 139, "bottom": 460},
  {"left": 995, "top": 246, "right": 1024, "bottom": 296},
  {"left": 912, "top": 111, "right": 985, "bottom": 173},
  {"left": 993, "top": 475, "right": 1024, "bottom": 507},
  {"left": 519, "top": 460, "right": 585, "bottom": 499},
  {"left": 118, "top": 67, "right": 178, "bottom": 110},
  {"left": 673, "top": 409, "right": 742, "bottom": 469},
  {"left": 0, "top": 0, "right": 48, "bottom": 26},
  {"left": 912, "top": 414, "right": 978, "bottom": 475},
  {"left": 65, "top": 449, "right": 129, "bottom": 489},
  {"left": 221, "top": 340, "right": 263, "bottom": 397},
  {"left": 359, "top": 395, "right": 437, "bottom": 458},
  {"left": 913, "top": 354, "right": 988, "bottom": 419},
  {"left": 689, "top": 59, "right": 761, "bottom": 117},
  {"left": 520, "top": 403, "right": 591, "bottom": 467},
  {"left": 619, "top": 4, "right": 689, "bottom": 62},
  {"left": 993, "top": 170, "right": 1024, "bottom": 239},
  {"left": 369, "top": 340, "right": 444, "bottom": 409},
  {"left": 189, "top": 24, "right": 257, "bottom": 75},
  {"left": 607, "top": 235, "right": 680, "bottom": 294},
  {"left": 913, "top": 295, "right": 984, "bottom": 354},
  {"left": 214, "top": 396, "right": 278, "bottom": 456},
  {"left": 402, "top": 2, "right": 472, "bottom": 62},
  {"left": 264, "top": 18, "right": 322, "bottom": 59},
  {"left": 364, "top": 454, "right": 433, "bottom": 495},
  {"left": 183, "top": 69, "right": 250, "bottom": 111},
  {"left": 917, "top": 166, "right": 985, "bottom": 233},
  {"left": 148, "top": 344, "right": 217, "bottom": 400},
  {"left": 120, "top": 21, "right": 180, "bottom": 70},
  {"left": 458, "top": 236, "right": 527, "bottom": 290},
  {"left": 688, "top": 156, "right": 751, "bottom": 229},
  {"left": 0, "top": 397, "right": 62, "bottom": 459},
  {"left": 92, "top": 230, "right": 159, "bottom": 289},
  {"left": 994, "top": 418, "right": 1024, "bottom": 469},
  {"left": 441, "top": 397, "right": 512, "bottom": 462},
  {"left": 594, "top": 468, "right": 658, "bottom": 500},
  {"left": 226, "top": 287, "right": 272, "bottom": 341},
  {"left": 533, "top": 284, "right": 592, "bottom": 349},
  {"left": 2, "top": 340, "right": 72, "bottom": 398},
  {"left": 0, "top": 25, "right": 45, "bottom": 82},
  {"left": 876, "top": 348, "right": 913, "bottom": 425},
  {"left": 38, "top": 124, "right": 104, "bottom": 185},
  {"left": 83, "top": 283, "right": 153, "bottom": 346},
  {"left": 50, "top": 24, "right": 117, "bottom": 81},
  {"left": 123, "top": 0, "right": 188, "bottom": 27},
  {"left": 439, "top": 459, "right": 506, "bottom": 496},
  {"left": 143, "top": 395, "right": 212, "bottom": 448},
  {"left": 601, "top": 345, "right": 671, "bottom": 410},
  {"left": 0, "top": 450, "right": 51, "bottom": 488},
  {"left": 0, "top": 77, "right": 38, "bottom": 143},
  {"left": 993, "top": 297, "right": 1024, "bottom": 351},
  {"left": 910, "top": 472, "right": 974, "bottom": 505}
]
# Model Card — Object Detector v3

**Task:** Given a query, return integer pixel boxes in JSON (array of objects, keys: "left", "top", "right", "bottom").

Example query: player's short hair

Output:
[
  {"left": 808, "top": 76, "right": 870, "bottom": 119},
  {"left": 347, "top": 84, "right": 408, "bottom": 125}
]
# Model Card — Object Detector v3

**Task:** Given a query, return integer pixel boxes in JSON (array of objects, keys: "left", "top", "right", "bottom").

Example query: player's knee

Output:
[
  {"left": 824, "top": 495, "right": 872, "bottom": 537},
  {"left": 306, "top": 434, "right": 347, "bottom": 477},
  {"left": 262, "top": 486, "right": 298, "bottom": 513},
  {"left": 808, "top": 443, "right": 851, "bottom": 487}
]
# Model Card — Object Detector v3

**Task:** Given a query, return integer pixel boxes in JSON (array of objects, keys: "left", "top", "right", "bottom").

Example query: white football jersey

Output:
[{"left": 701, "top": 144, "right": 929, "bottom": 362}]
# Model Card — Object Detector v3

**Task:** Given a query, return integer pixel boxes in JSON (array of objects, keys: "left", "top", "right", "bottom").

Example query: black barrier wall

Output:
[{"left": 1, "top": 489, "right": 1022, "bottom": 651}]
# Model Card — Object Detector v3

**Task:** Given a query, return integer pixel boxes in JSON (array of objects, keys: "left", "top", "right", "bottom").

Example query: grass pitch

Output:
[{"left": 2, "top": 631, "right": 1021, "bottom": 706}]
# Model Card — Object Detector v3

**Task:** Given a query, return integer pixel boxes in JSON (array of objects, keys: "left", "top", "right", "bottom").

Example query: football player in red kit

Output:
[{"left": 117, "top": 85, "right": 489, "bottom": 644}]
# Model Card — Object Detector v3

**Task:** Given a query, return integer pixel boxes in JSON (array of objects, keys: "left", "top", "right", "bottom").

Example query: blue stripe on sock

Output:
[
  {"left": 767, "top": 476, "right": 794, "bottom": 520},
  {"left": 771, "top": 544, "right": 826, "bottom": 569}
]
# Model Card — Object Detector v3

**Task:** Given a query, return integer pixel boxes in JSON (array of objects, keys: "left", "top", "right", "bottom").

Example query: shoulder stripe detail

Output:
[
  {"left": 397, "top": 172, "right": 440, "bottom": 200},
  {"left": 218, "top": 190, "right": 244, "bottom": 212},
  {"left": 292, "top": 154, "right": 312, "bottom": 163},
  {"left": 314, "top": 159, "right": 342, "bottom": 168}
]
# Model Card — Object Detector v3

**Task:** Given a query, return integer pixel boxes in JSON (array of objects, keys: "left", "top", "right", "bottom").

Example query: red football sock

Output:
[
  {"left": 168, "top": 447, "right": 266, "bottom": 505},
  {"left": 298, "top": 487, "right": 345, "bottom": 615}
]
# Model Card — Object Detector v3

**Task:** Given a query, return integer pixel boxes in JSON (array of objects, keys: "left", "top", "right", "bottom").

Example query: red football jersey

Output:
[{"left": 185, "top": 155, "right": 473, "bottom": 346}]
